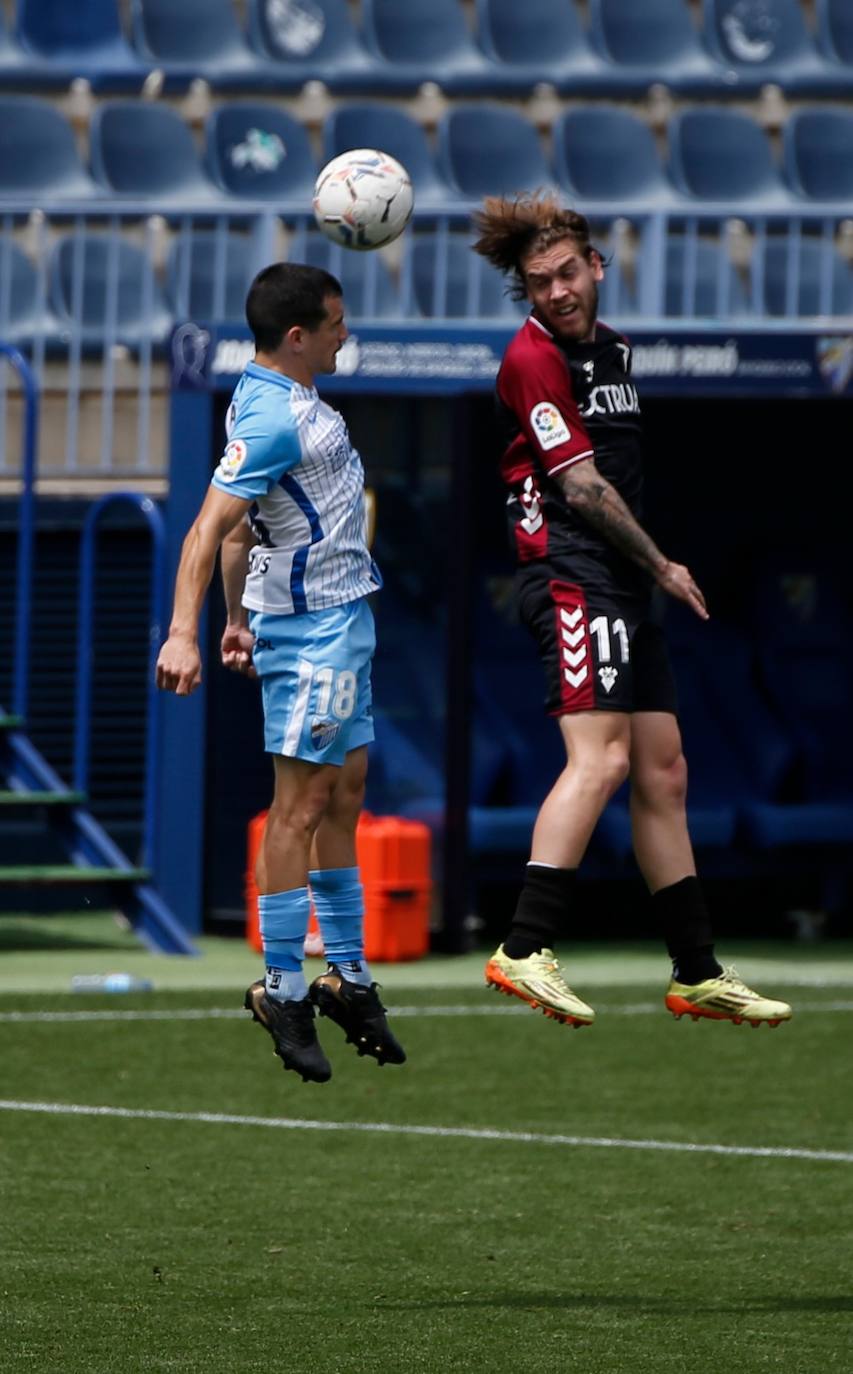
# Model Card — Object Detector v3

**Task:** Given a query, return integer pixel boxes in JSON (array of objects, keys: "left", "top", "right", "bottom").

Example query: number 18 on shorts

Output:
[{"left": 249, "top": 599, "right": 376, "bottom": 765}]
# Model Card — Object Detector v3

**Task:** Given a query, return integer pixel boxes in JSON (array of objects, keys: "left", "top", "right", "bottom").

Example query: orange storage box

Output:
[{"left": 245, "top": 811, "right": 431, "bottom": 962}]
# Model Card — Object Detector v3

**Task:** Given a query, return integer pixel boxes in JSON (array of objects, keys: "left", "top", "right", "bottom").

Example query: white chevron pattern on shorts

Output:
[
  {"left": 560, "top": 607, "right": 583, "bottom": 629},
  {"left": 564, "top": 666, "right": 589, "bottom": 688},
  {"left": 561, "top": 625, "right": 586, "bottom": 649},
  {"left": 562, "top": 646, "right": 587, "bottom": 669}
]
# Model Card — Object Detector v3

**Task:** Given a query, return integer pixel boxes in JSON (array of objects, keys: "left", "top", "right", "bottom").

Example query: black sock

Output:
[
  {"left": 652, "top": 875, "right": 723, "bottom": 984},
  {"left": 502, "top": 864, "right": 578, "bottom": 959}
]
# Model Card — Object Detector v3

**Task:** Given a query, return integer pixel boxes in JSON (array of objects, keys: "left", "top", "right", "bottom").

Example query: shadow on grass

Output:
[
  {"left": 364, "top": 1292, "right": 853, "bottom": 1315},
  {"left": 0, "top": 917, "right": 134, "bottom": 954}
]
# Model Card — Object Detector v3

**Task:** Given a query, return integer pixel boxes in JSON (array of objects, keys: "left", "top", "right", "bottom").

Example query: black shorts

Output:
[{"left": 518, "top": 575, "right": 679, "bottom": 716}]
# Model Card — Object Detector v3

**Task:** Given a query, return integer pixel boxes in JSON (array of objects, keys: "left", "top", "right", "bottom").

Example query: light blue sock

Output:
[
  {"left": 259, "top": 888, "right": 310, "bottom": 1002},
  {"left": 309, "top": 867, "right": 373, "bottom": 987}
]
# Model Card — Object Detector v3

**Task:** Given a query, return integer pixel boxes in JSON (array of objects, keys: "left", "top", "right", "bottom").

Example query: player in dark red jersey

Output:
[{"left": 473, "top": 193, "right": 791, "bottom": 1030}]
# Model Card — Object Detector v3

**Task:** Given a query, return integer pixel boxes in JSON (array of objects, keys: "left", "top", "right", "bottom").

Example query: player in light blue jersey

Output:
[{"left": 156, "top": 262, "right": 406, "bottom": 1083}]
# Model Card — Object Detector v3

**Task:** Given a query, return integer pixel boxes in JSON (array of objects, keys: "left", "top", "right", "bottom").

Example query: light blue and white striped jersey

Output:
[{"left": 211, "top": 361, "right": 381, "bottom": 615}]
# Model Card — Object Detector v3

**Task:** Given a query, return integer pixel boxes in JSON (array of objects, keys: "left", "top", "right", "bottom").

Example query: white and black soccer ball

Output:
[{"left": 312, "top": 149, "right": 414, "bottom": 251}]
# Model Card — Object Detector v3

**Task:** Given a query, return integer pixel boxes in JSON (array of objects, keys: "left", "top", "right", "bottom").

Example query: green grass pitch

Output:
[{"left": 1, "top": 937, "right": 851, "bottom": 1373}]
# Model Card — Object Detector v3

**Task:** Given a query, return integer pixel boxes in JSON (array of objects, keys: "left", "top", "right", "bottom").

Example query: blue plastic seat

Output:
[
  {"left": 588, "top": 0, "right": 724, "bottom": 93},
  {"left": 411, "top": 232, "right": 522, "bottom": 319},
  {"left": 298, "top": 230, "right": 407, "bottom": 319},
  {"left": 554, "top": 106, "right": 676, "bottom": 207},
  {"left": 664, "top": 237, "right": 751, "bottom": 317},
  {"left": 130, "top": 0, "right": 260, "bottom": 83},
  {"left": 16, "top": 0, "right": 144, "bottom": 85},
  {"left": 784, "top": 107, "right": 853, "bottom": 203},
  {"left": 361, "top": 0, "right": 492, "bottom": 92},
  {"left": 667, "top": 107, "right": 788, "bottom": 205},
  {"left": 0, "top": 96, "right": 99, "bottom": 200},
  {"left": 247, "top": 0, "right": 374, "bottom": 89},
  {"left": 817, "top": 0, "right": 853, "bottom": 65},
  {"left": 90, "top": 101, "right": 217, "bottom": 204},
  {"left": 166, "top": 230, "right": 256, "bottom": 325},
  {"left": 0, "top": 239, "right": 56, "bottom": 348},
  {"left": 322, "top": 103, "right": 451, "bottom": 209},
  {"left": 204, "top": 101, "right": 316, "bottom": 206},
  {"left": 759, "top": 237, "right": 853, "bottom": 318},
  {"left": 703, "top": 0, "right": 833, "bottom": 92},
  {"left": 474, "top": 0, "right": 603, "bottom": 93},
  {"left": 49, "top": 232, "right": 173, "bottom": 349},
  {"left": 436, "top": 104, "right": 555, "bottom": 201}
]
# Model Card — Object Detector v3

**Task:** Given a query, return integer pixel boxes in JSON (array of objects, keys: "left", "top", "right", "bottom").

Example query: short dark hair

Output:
[{"left": 245, "top": 262, "right": 343, "bottom": 352}]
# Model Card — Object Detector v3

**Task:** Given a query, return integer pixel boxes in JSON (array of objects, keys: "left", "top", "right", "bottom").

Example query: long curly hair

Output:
[{"left": 471, "top": 193, "right": 596, "bottom": 300}]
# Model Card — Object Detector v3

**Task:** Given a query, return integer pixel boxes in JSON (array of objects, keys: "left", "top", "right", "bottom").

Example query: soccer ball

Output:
[{"left": 312, "top": 149, "right": 414, "bottom": 252}]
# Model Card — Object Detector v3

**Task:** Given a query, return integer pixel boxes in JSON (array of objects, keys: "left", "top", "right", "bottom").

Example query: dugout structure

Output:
[{"left": 159, "top": 318, "right": 853, "bottom": 945}]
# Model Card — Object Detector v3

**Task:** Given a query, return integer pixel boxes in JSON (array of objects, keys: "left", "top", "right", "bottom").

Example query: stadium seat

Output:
[
  {"left": 361, "top": 0, "right": 493, "bottom": 92},
  {"left": 588, "top": 0, "right": 724, "bottom": 94},
  {"left": 322, "top": 103, "right": 452, "bottom": 209},
  {"left": 15, "top": 0, "right": 145, "bottom": 86},
  {"left": 474, "top": 0, "right": 605, "bottom": 94},
  {"left": 667, "top": 107, "right": 789, "bottom": 205},
  {"left": 411, "top": 232, "right": 522, "bottom": 319},
  {"left": 0, "top": 96, "right": 99, "bottom": 200},
  {"left": 298, "top": 230, "right": 407, "bottom": 319},
  {"left": 130, "top": 0, "right": 261, "bottom": 84},
  {"left": 166, "top": 229, "right": 257, "bottom": 325},
  {"left": 759, "top": 237, "right": 853, "bottom": 317},
  {"left": 783, "top": 107, "right": 853, "bottom": 203},
  {"left": 204, "top": 102, "right": 316, "bottom": 207},
  {"left": 436, "top": 105, "right": 555, "bottom": 201},
  {"left": 817, "top": 0, "right": 853, "bottom": 66},
  {"left": 664, "top": 237, "right": 751, "bottom": 318},
  {"left": 553, "top": 106, "right": 677, "bottom": 207},
  {"left": 49, "top": 232, "right": 173, "bottom": 349},
  {"left": 702, "top": 0, "right": 836, "bottom": 92},
  {"left": 247, "top": 0, "right": 376, "bottom": 89},
  {"left": 0, "top": 239, "right": 56, "bottom": 349},
  {"left": 90, "top": 101, "right": 217, "bottom": 204}
]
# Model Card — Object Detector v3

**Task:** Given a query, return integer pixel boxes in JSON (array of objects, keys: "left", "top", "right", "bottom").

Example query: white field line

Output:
[
  {"left": 1, "top": 1000, "right": 853, "bottom": 1024},
  {"left": 0, "top": 1098, "right": 850, "bottom": 1165}
]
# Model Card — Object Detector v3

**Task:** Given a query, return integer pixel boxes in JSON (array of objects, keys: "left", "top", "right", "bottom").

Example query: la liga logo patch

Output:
[
  {"left": 217, "top": 438, "right": 247, "bottom": 481},
  {"left": 530, "top": 402, "right": 570, "bottom": 451}
]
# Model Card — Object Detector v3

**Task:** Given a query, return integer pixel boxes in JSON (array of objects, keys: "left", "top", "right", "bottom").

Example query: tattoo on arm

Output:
[{"left": 556, "top": 467, "right": 668, "bottom": 576}]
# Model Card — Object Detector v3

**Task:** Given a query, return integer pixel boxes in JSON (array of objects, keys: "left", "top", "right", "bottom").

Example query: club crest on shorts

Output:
[
  {"left": 598, "top": 665, "right": 618, "bottom": 693},
  {"left": 311, "top": 717, "right": 341, "bottom": 750},
  {"left": 530, "top": 402, "right": 570, "bottom": 451}
]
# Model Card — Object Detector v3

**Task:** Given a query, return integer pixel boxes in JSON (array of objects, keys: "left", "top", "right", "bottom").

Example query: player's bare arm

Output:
[
  {"left": 156, "top": 485, "right": 252, "bottom": 696},
  {"left": 556, "top": 460, "right": 708, "bottom": 620},
  {"left": 220, "top": 519, "right": 258, "bottom": 677}
]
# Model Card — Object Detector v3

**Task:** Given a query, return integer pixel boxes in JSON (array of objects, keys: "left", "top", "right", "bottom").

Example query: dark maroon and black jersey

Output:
[{"left": 495, "top": 314, "right": 650, "bottom": 602}]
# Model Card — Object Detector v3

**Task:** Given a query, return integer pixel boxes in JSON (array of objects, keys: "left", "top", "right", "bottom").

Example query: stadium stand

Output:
[
  {"left": 783, "top": 106, "right": 853, "bottom": 201},
  {"left": 436, "top": 104, "right": 556, "bottom": 200},
  {"left": 322, "top": 103, "right": 453, "bottom": 210},
  {"left": 587, "top": 0, "right": 725, "bottom": 95},
  {"left": 817, "top": 0, "right": 853, "bottom": 67},
  {"left": 301, "top": 228, "right": 407, "bottom": 318},
  {"left": 664, "top": 236, "right": 752, "bottom": 317},
  {"left": 667, "top": 106, "right": 791, "bottom": 205},
  {"left": 0, "top": 95, "right": 100, "bottom": 200},
  {"left": 411, "top": 231, "right": 522, "bottom": 318},
  {"left": 361, "top": 0, "right": 494, "bottom": 93},
  {"left": 246, "top": 0, "right": 378, "bottom": 90},
  {"left": 166, "top": 228, "right": 257, "bottom": 326},
  {"left": 473, "top": 0, "right": 606, "bottom": 95},
  {"left": 760, "top": 235, "right": 853, "bottom": 316},
  {"left": 89, "top": 100, "right": 219, "bottom": 203},
  {"left": 130, "top": 0, "right": 263, "bottom": 86},
  {"left": 0, "top": 238, "right": 54, "bottom": 350},
  {"left": 553, "top": 106, "right": 680, "bottom": 208},
  {"left": 15, "top": 0, "right": 145, "bottom": 88},
  {"left": 48, "top": 232, "right": 173, "bottom": 349},
  {"left": 204, "top": 101, "right": 317, "bottom": 206},
  {"left": 703, "top": 0, "right": 842, "bottom": 93}
]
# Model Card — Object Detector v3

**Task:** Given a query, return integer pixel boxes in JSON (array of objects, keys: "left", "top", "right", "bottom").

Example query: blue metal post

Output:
[
  {"left": 74, "top": 493, "right": 167, "bottom": 873},
  {"left": 1, "top": 344, "right": 39, "bottom": 722}
]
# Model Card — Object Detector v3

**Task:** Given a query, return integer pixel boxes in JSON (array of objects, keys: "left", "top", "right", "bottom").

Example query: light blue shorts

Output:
[{"left": 249, "top": 599, "right": 375, "bottom": 766}]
